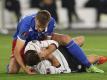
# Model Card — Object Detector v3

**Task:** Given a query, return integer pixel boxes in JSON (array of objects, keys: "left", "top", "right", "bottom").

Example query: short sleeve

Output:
[{"left": 17, "top": 16, "right": 32, "bottom": 41}]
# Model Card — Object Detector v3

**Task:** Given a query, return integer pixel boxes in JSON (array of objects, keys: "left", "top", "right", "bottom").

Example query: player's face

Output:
[{"left": 35, "top": 20, "right": 48, "bottom": 32}]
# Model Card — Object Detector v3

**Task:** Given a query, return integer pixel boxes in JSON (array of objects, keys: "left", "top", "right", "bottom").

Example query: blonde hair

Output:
[{"left": 36, "top": 10, "right": 51, "bottom": 26}]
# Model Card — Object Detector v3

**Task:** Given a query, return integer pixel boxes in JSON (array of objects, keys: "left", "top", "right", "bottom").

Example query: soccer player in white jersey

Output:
[
  {"left": 24, "top": 40, "right": 71, "bottom": 74},
  {"left": 24, "top": 40, "right": 107, "bottom": 74}
]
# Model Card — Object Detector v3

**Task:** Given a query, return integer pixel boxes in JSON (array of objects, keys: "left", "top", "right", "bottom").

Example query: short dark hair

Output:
[
  {"left": 25, "top": 50, "right": 41, "bottom": 66},
  {"left": 36, "top": 10, "right": 51, "bottom": 26}
]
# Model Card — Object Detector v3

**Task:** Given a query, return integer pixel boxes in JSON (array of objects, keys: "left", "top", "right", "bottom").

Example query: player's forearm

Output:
[
  {"left": 14, "top": 48, "right": 27, "bottom": 72},
  {"left": 39, "top": 44, "right": 57, "bottom": 59},
  {"left": 45, "top": 44, "right": 57, "bottom": 56},
  {"left": 39, "top": 40, "right": 59, "bottom": 59},
  {"left": 47, "top": 55, "right": 61, "bottom": 67},
  {"left": 14, "top": 50, "right": 36, "bottom": 75}
]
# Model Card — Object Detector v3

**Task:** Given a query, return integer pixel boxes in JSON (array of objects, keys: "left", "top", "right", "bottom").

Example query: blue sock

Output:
[{"left": 66, "top": 40, "right": 91, "bottom": 67}]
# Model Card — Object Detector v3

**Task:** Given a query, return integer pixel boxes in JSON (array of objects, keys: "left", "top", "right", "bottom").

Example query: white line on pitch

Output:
[{"left": 84, "top": 48, "right": 107, "bottom": 52}]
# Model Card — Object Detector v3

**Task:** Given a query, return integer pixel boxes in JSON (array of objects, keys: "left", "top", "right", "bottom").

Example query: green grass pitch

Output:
[{"left": 0, "top": 33, "right": 107, "bottom": 80}]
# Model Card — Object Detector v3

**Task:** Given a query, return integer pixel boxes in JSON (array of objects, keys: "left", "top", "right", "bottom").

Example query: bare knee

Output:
[
  {"left": 8, "top": 58, "right": 20, "bottom": 74},
  {"left": 60, "top": 35, "right": 71, "bottom": 45},
  {"left": 8, "top": 68, "right": 18, "bottom": 74},
  {"left": 73, "top": 36, "right": 85, "bottom": 47},
  {"left": 58, "top": 35, "right": 85, "bottom": 46},
  {"left": 78, "top": 36, "right": 85, "bottom": 47},
  {"left": 52, "top": 33, "right": 72, "bottom": 45}
]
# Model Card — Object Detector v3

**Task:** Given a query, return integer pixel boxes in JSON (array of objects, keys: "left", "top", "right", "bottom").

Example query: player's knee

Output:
[
  {"left": 7, "top": 65, "right": 19, "bottom": 74},
  {"left": 8, "top": 68, "right": 18, "bottom": 74},
  {"left": 60, "top": 35, "right": 71, "bottom": 45},
  {"left": 78, "top": 36, "right": 85, "bottom": 47},
  {"left": 73, "top": 36, "right": 85, "bottom": 47}
]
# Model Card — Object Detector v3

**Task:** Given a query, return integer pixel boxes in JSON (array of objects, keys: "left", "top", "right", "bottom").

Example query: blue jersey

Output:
[{"left": 13, "top": 13, "right": 56, "bottom": 44}]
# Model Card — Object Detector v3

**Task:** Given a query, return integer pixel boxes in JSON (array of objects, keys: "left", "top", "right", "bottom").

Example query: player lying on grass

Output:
[
  {"left": 24, "top": 40, "right": 107, "bottom": 74},
  {"left": 7, "top": 35, "right": 83, "bottom": 74},
  {"left": 8, "top": 10, "right": 104, "bottom": 74}
]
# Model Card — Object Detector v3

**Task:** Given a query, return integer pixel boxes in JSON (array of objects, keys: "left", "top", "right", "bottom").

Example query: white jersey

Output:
[
  {"left": 24, "top": 40, "right": 59, "bottom": 53},
  {"left": 25, "top": 40, "right": 71, "bottom": 74}
]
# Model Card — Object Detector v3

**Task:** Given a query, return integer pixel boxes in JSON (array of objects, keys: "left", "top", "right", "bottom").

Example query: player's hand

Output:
[
  {"left": 27, "top": 70, "right": 36, "bottom": 75},
  {"left": 25, "top": 66, "right": 36, "bottom": 75},
  {"left": 39, "top": 48, "right": 49, "bottom": 60}
]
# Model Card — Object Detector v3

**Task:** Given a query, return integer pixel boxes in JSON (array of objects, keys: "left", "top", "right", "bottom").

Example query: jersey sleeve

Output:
[
  {"left": 46, "top": 18, "right": 56, "bottom": 36},
  {"left": 17, "top": 16, "right": 32, "bottom": 41}
]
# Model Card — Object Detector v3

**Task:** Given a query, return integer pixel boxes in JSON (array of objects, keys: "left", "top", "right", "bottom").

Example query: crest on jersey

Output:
[
  {"left": 21, "top": 32, "right": 28, "bottom": 39},
  {"left": 29, "top": 27, "right": 33, "bottom": 31}
]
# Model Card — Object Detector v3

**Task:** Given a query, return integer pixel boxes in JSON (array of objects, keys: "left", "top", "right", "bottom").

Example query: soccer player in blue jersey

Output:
[{"left": 8, "top": 10, "right": 104, "bottom": 74}]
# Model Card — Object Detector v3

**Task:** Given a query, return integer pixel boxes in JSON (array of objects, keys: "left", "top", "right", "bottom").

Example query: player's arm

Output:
[
  {"left": 39, "top": 44, "right": 57, "bottom": 59},
  {"left": 46, "top": 44, "right": 57, "bottom": 55},
  {"left": 47, "top": 53, "right": 61, "bottom": 67},
  {"left": 14, "top": 16, "right": 35, "bottom": 74},
  {"left": 47, "top": 40, "right": 59, "bottom": 55},
  {"left": 14, "top": 39, "right": 35, "bottom": 74},
  {"left": 14, "top": 39, "right": 27, "bottom": 72},
  {"left": 39, "top": 40, "right": 59, "bottom": 59},
  {"left": 26, "top": 66, "right": 37, "bottom": 74}
]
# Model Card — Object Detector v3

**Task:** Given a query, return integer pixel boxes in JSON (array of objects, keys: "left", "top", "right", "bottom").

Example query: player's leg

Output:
[
  {"left": 7, "top": 39, "right": 20, "bottom": 74},
  {"left": 59, "top": 46, "right": 86, "bottom": 72},
  {"left": 87, "top": 55, "right": 99, "bottom": 64},
  {"left": 52, "top": 33, "right": 85, "bottom": 45},
  {"left": 52, "top": 33, "right": 91, "bottom": 67},
  {"left": 87, "top": 55, "right": 107, "bottom": 65},
  {"left": 7, "top": 57, "right": 20, "bottom": 74},
  {"left": 59, "top": 46, "right": 105, "bottom": 72},
  {"left": 73, "top": 36, "right": 85, "bottom": 47},
  {"left": 52, "top": 33, "right": 104, "bottom": 73}
]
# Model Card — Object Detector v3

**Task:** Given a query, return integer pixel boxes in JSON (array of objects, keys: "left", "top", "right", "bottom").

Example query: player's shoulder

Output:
[
  {"left": 48, "top": 17, "right": 56, "bottom": 27},
  {"left": 50, "top": 17, "right": 56, "bottom": 23},
  {"left": 21, "top": 13, "right": 36, "bottom": 21}
]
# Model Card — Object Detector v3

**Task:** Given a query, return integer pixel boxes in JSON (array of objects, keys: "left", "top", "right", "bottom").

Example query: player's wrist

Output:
[{"left": 25, "top": 67, "right": 33, "bottom": 74}]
